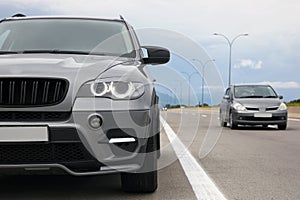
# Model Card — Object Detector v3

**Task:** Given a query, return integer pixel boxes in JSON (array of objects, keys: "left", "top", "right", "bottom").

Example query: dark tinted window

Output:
[
  {"left": 234, "top": 85, "right": 277, "bottom": 98},
  {"left": 0, "top": 19, "right": 135, "bottom": 57}
]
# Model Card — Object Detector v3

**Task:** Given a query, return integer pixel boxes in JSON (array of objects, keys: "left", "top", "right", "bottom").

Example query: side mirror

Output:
[
  {"left": 141, "top": 46, "right": 170, "bottom": 65},
  {"left": 223, "top": 95, "right": 230, "bottom": 100},
  {"left": 278, "top": 95, "right": 283, "bottom": 99}
]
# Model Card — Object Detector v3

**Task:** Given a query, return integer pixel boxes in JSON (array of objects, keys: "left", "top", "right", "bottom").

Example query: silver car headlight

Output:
[
  {"left": 88, "top": 80, "right": 145, "bottom": 100},
  {"left": 232, "top": 102, "right": 247, "bottom": 111},
  {"left": 278, "top": 103, "right": 287, "bottom": 111}
]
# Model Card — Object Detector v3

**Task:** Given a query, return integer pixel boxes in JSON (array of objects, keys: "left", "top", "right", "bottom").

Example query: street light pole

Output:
[
  {"left": 213, "top": 33, "right": 248, "bottom": 87},
  {"left": 172, "top": 80, "right": 183, "bottom": 106},
  {"left": 181, "top": 71, "right": 199, "bottom": 107},
  {"left": 192, "top": 59, "right": 215, "bottom": 107}
]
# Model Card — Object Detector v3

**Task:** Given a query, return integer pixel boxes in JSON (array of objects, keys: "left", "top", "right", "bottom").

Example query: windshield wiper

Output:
[
  {"left": 263, "top": 96, "right": 277, "bottom": 98},
  {"left": 22, "top": 50, "right": 115, "bottom": 56},
  {"left": 1, "top": 49, "right": 131, "bottom": 57},
  {"left": 21, "top": 49, "right": 93, "bottom": 55},
  {"left": 238, "top": 95, "right": 264, "bottom": 98},
  {"left": 0, "top": 51, "right": 20, "bottom": 55},
  {"left": 0, "top": 50, "right": 93, "bottom": 55}
]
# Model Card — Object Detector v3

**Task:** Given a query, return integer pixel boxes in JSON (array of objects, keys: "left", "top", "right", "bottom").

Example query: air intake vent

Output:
[
  {"left": 0, "top": 78, "right": 68, "bottom": 107},
  {"left": 0, "top": 143, "right": 93, "bottom": 164},
  {"left": 0, "top": 112, "right": 71, "bottom": 122},
  {"left": 266, "top": 107, "right": 279, "bottom": 111}
]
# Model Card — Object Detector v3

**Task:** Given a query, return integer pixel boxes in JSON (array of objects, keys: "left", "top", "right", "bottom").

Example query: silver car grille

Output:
[
  {"left": 0, "top": 78, "right": 68, "bottom": 107},
  {"left": 245, "top": 106, "right": 279, "bottom": 112},
  {"left": 245, "top": 107, "right": 259, "bottom": 111},
  {"left": 266, "top": 106, "right": 279, "bottom": 111}
]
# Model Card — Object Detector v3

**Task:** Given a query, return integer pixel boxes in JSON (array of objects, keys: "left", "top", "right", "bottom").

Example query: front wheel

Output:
[
  {"left": 121, "top": 137, "right": 158, "bottom": 193},
  {"left": 220, "top": 111, "right": 227, "bottom": 127},
  {"left": 230, "top": 112, "right": 238, "bottom": 129},
  {"left": 121, "top": 170, "right": 157, "bottom": 193},
  {"left": 278, "top": 123, "right": 287, "bottom": 130}
]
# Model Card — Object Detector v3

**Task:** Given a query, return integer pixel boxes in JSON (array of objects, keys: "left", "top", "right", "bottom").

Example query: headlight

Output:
[
  {"left": 232, "top": 102, "right": 246, "bottom": 111},
  {"left": 279, "top": 103, "right": 287, "bottom": 111},
  {"left": 90, "top": 81, "right": 145, "bottom": 100},
  {"left": 90, "top": 81, "right": 109, "bottom": 96},
  {"left": 111, "top": 81, "right": 134, "bottom": 99}
]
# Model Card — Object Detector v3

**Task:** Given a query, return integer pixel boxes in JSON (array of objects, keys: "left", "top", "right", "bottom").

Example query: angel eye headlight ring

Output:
[
  {"left": 90, "top": 81, "right": 109, "bottom": 96},
  {"left": 111, "top": 81, "right": 133, "bottom": 99},
  {"left": 87, "top": 80, "right": 145, "bottom": 99}
]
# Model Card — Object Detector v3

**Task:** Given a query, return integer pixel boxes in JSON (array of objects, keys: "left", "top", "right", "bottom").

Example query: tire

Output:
[
  {"left": 278, "top": 123, "right": 287, "bottom": 130},
  {"left": 220, "top": 111, "right": 227, "bottom": 127},
  {"left": 121, "top": 137, "right": 158, "bottom": 193},
  {"left": 230, "top": 112, "right": 238, "bottom": 129},
  {"left": 156, "top": 133, "right": 161, "bottom": 159}
]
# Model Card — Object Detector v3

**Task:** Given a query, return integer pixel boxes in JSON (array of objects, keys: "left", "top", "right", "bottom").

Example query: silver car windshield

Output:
[
  {"left": 0, "top": 18, "right": 135, "bottom": 57},
  {"left": 234, "top": 85, "right": 277, "bottom": 98}
]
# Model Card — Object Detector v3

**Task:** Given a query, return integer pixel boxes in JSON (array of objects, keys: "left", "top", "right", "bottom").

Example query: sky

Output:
[{"left": 0, "top": 0, "right": 299, "bottom": 103}]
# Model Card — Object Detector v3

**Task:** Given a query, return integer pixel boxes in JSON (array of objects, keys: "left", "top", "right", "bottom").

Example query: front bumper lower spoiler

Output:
[{"left": 0, "top": 163, "right": 141, "bottom": 176}]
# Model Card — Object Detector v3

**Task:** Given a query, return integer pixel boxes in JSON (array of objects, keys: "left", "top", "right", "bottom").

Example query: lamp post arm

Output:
[
  {"left": 214, "top": 33, "right": 231, "bottom": 46},
  {"left": 214, "top": 32, "right": 248, "bottom": 86},
  {"left": 189, "top": 71, "right": 199, "bottom": 80},
  {"left": 231, "top": 33, "right": 248, "bottom": 46}
]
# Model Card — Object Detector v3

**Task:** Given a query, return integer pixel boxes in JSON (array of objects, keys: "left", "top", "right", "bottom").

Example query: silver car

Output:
[
  {"left": 0, "top": 14, "right": 170, "bottom": 192},
  {"left": 220, "top": 84, "right": 288, "bottom": 130}
]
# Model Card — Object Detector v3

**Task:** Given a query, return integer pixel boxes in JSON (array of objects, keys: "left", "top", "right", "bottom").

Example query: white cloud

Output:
[
  {"left": 1, "top": 0, "right": 300, "bottom": 38},
  {"left": 0, "top": 0, "right": 299, "bottom": 102},
  {"left": 243, "top": 81, "right": 300, "bottom": 89},
  {"left": 260, "top": 81, "right": 300, "bottom": 89},
  {"left": 234, "top": 59, "right": 262, "bottom": 69}
]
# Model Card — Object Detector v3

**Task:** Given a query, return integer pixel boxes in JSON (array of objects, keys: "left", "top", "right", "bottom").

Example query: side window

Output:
[{"left": 0, "top": 30, "right": 10, "bottom": 49}]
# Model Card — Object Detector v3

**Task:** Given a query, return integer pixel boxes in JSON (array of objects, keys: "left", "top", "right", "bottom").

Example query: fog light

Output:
[{"left": 88, "top": 114, "right": 103, "bottom": 129}]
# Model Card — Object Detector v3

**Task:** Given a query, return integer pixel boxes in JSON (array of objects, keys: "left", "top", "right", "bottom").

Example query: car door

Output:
[
  {"left": 220, "top": 88, "right": 229, "bottom": 121},
  {"left": 223, "top": 88, "right": 232, "bottom": 122}
]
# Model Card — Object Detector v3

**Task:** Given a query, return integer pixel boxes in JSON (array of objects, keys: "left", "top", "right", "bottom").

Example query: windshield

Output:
[
  {"left": 0, "top": 18, "right": 135, "bottom": 57},
  {"left": 234, "top": 85, "right": 278, "bottom": 98}
]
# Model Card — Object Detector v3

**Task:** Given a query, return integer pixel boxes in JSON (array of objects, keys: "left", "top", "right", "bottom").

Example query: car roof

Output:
[
  {"left": 232, "top": 84, "right": 272, "bottom": 87},
  {"left": 1, "top": 15, "right": 125, "bottom": 23}
]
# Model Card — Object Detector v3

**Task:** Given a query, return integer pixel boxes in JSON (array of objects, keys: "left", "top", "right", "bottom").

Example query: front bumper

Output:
[
  {"left": 232, "top": 110, "right": 287, "bottom": 125},
  {"left": 0, "top": 108, "right": 153, "bottom": 175}
]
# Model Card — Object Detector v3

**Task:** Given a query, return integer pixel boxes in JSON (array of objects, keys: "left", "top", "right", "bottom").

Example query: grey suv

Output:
[
  {"left": 220, "top": 84, "right": 288, "bottom": 130},
  {"left": 0, "top": 15, "right": 170, "bottom": 192}
]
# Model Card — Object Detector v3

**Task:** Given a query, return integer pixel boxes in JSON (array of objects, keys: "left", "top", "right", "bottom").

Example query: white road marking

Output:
[
  {"left": 160, "top": 117, "right": 227, "bottom": 200},
  {"left": 201, "top": 114, "right": 207, "bottom": 118},
  {"left": 289, "top": 118, "right": 300, "bottom": 122}
]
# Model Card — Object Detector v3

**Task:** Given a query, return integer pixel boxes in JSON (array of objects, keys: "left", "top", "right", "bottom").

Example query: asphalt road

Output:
[
  {"left": 0, "top": 112, "right": 198, "bottom": 200},
  {"left": 163, "top": 109, "right": 300, "bottom": 200},
  {"left": 0, "top": 108, "right": 299, "bottom": 200}
]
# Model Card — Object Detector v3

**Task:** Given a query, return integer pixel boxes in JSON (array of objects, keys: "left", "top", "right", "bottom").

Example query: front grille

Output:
[
  {"left": 0, "top": 143, "right": 94, "bottom": 164},
  {"left": 240, "top": 116, "right": 286, "bottom": 121},
  {"left": 246, "top": 107, "right": 259, "bottom": 111},
  {"left": 0, "top": 112, "right": 71, "bottom": 122},
  {"left": 0, "top": 78, "right": 68, "bottom": 107},
  {"left": 266, "top": 107, "right": 279, "bottom": 111}
]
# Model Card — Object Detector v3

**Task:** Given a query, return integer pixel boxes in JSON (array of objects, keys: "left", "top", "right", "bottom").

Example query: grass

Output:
[{"left": 286, "top": 102, "right": 300, "bottom": 107}]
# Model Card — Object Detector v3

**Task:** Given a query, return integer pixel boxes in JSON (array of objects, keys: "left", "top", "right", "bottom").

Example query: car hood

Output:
[
  {"left": 0, "top": 54, "right": 131, "bottom": 78},
  {"left": 235, "top": 98, "right": 281, "bottom": 108},
  {"left": 0, "top": 54, "right": 135, "bottom": 111}
]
